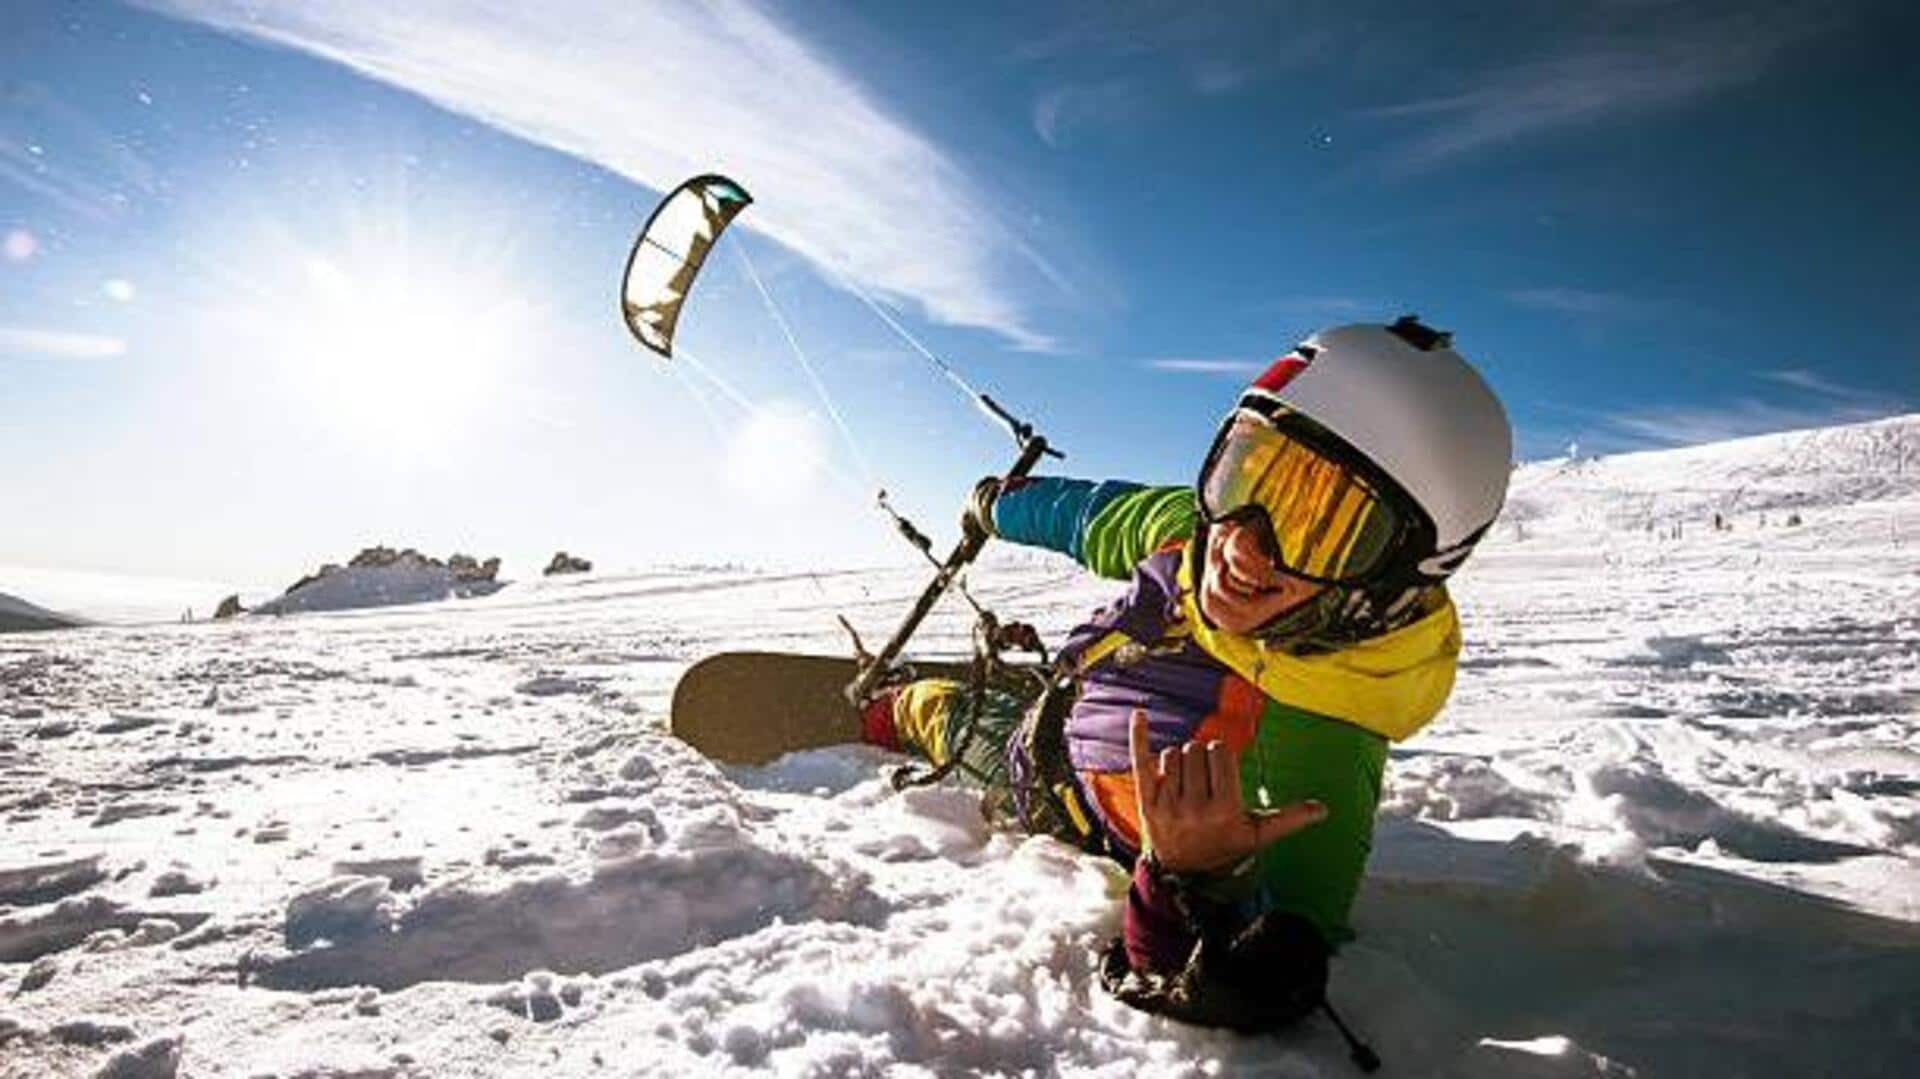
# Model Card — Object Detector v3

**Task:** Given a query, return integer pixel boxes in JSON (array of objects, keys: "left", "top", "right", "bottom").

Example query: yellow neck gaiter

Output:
[{"left": 1174, "top": 544, "right": 1461, "bottom": 742}]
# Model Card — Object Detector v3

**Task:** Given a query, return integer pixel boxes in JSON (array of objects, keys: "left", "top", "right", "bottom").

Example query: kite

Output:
[{"left": 619, "top": 174, "right": 753, "bottom": 359}]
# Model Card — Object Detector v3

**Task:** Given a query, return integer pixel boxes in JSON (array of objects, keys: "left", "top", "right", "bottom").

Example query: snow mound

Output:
[
  {"left": 251, "top": 563, "right": 504, "bottom": 615},
  {"left": 258, "top": 841, "right": 880, "bottom": 993}
]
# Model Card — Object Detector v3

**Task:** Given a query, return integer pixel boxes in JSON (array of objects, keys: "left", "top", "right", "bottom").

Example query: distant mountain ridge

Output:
[
  {"left": 1501, "top": 412, "right": 1919, "bottom": 539},
  {"left": 0, "top": 591, "right": 84, "bottom": 633}
]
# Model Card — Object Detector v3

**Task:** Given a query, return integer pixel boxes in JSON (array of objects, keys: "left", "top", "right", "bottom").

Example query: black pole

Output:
[{"left": 844, "top": 433, "right": 1053, "bottom": 706}]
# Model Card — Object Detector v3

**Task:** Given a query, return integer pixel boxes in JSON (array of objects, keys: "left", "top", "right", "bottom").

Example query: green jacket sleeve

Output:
[
  {"left": 992, "top": 477, "right": 1198, "bottom": 581},
  {"left": 1240, "top": 704, "right": 1388, "bottom": 943}
]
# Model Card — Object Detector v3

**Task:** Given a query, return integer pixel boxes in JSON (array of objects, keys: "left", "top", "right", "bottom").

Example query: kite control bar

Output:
[
  {"left": 843, "top": 407, "right": 1060, "bottom": 707},
  {"left": 977, "top": 394, "right": 1064, "bottom": 459}
]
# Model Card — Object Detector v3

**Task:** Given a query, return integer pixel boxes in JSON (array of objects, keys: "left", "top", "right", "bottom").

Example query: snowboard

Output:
[{"left": 669, "top": 651, "right": 975, "bottom": 765}]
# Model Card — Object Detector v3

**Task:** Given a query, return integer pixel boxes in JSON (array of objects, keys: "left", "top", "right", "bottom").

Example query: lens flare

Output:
[{"left": 724, "top": 402, "right": 828, "bottom": 506}]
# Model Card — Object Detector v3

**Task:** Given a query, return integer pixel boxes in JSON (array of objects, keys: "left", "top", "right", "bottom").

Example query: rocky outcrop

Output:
[
  {"left": 211, "top": 595, "right": 245, "bottom": 621},
  {"left": 256, "top": 546, "right": 508, "bottom": 616},
  {"left": 281, "top": 564, "right": 343, "bottom": 597},
  {"left": 447, "top": 554, "right": 502, "bottom": 583},
  {"left": 283, "top": 547, "right": 502, "bottom": 595},
  {"left": 543, "top": 552, "right": 593, "bottom": 577}
]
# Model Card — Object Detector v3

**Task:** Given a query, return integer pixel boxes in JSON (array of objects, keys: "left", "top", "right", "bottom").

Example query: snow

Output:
[
  {"left": 251, "top": 563, "right": 506, "bottom": 617},
  {"left": 1, "top": 414, "right": 1918, "bottom": 1076}
]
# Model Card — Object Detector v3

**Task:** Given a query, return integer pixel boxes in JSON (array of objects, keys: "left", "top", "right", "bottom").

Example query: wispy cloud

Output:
[
  {"left": 1601, "top": 368, "right": 1912, "bottom": 447},
  {"left": 1504, "top": 287, "right": 1661, "bottom": 320},
  {"left": 1601, "top": 400, "right": 1871, "bottom": 447},
  {"left": 1757, "top": 367, "right": 1887, "bottom": 402},
  {"left": 1021, "top": 1, "right": 1323, "bottom": 148},
  {"left": 1366, "top": 7, "right": 1821, "bottom": 172},
  {"left": 1188, "top": 59, "right": 1260, "bottom": 97},
  {"left": 1014, "top": 0, "right": 1323, "bottom": 89},
  {"left": 1033, "top": 81, "right": 1148, "bottom": 149},
  {"left": 139, "top": 0, "right": 1056, "bottom": 350},
  {"left": 0, "top": 326, "right": 128, "bottom": 359},
  {"left": 1266, "top": 296, "right": 1375, "bottom": 318},
  {"left": 1146, "top": 357, "right": 1263, "bottom": 375}
]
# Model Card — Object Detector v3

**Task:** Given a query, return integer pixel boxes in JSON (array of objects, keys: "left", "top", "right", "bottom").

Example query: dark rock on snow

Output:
[
  {"left": 282, "top": 546, "right": 503, "bottom": 597},
  {"left": 544, "top": 551, "right": 593, "bottom": 576}
]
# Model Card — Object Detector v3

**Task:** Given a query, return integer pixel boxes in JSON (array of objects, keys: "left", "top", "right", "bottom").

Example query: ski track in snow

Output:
[{"left": 2, "top": 416, "right": 1920, "bottom": 1076}]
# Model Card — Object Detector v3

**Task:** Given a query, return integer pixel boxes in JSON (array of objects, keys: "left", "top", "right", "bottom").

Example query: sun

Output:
[
  {"left": 186, "top": 169, "right": 543, "bottom": 453},
  {"left": 275, "top": 253, "right": 533, "bottom": 447}
]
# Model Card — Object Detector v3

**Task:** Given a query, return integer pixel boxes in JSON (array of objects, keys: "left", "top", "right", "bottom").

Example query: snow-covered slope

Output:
[
  {"left": 0, "top": 591, "right": 82, "bottom": 634},
  {"left": 1501, "top": 411, "right": 1920, "bottom": 541},
  {"left": 1, "top": 415, "right": 1917, "bottom": 1077}
]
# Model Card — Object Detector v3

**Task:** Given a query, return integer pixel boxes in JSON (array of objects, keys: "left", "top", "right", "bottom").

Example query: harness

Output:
[{"left": 1002, "top": 621, "right": 1179, "bottom": 854}]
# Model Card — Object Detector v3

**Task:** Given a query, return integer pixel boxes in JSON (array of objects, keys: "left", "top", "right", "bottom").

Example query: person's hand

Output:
[
  {"left": 960, "top": 476, "right": 1001, "bottom": 541},
  {"left": 1128, "top": 709, "right": 1327, "bottom": 875}
]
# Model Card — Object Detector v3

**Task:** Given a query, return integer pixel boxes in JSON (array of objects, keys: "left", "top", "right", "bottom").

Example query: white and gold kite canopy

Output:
[{"left": 620, "top": 174, "right": 754, "bottom": 359}]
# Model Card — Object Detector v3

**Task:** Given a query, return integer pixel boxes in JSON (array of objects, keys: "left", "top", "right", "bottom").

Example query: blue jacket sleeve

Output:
[
  {"left": 991, "top": 477, "right": 1139, "bottom": 563},
  {"left": 992, "top": 477, "right": 1198, "bottom": 580}
]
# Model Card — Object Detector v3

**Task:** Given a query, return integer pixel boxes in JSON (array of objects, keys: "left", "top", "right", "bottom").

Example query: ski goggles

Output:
[{"left": 1196, "top": 407, "right": 1422, "bottom": 587}]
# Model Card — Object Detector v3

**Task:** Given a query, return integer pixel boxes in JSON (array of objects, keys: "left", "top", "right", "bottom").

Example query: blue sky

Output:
[{"left": 2, "top": 0, "right": 1916, "bottom": 583}]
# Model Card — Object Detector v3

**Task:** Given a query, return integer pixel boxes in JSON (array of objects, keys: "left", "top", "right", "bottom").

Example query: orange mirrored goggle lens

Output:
[{"left": 1199, "top": 413, "right": 1401, "bottom": 583}]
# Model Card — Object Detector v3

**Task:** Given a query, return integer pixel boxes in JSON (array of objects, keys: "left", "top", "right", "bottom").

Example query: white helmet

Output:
[
  {"left": 1208, "top": 316, "right": 1512, "bottom": 596},
  {"left": 1276, "top": 316, "right": 1511, "bottom": 570}
]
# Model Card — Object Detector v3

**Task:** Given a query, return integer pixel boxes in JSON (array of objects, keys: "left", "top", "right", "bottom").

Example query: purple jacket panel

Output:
[
  {"left": 1049, "top": 548, "right": 1244, "bottom": 975},
  {"left": 1060, "top": 549, "right": 1229, "bottom": 775}
]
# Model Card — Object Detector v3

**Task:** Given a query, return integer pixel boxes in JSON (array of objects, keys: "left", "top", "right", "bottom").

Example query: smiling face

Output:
[{"left": 1197, "top": 517, "right": 1326, "bottom": 635}]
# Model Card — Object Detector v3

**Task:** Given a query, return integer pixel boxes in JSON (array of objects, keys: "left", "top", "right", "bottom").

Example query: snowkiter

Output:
[{"left": 857, "top": 317, "right": 1512, "bottom": 1051}]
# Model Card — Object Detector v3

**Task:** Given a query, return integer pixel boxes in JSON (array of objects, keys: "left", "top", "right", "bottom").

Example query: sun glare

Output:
[
  {"left": 724, "top": 402, "right": 829, "bottom": 506},
  {"left": 276, "top": 253, "right": 531, "bottom": 446}
]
